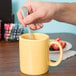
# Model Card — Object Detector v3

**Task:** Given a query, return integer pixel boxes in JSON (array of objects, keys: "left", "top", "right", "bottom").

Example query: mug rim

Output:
[{"left": 19, "top": 33, "right": 49, "bottom": 41}]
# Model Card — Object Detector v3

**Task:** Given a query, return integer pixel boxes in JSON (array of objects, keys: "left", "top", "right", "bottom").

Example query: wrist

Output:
[
  {"left": 56, "top": 3, "right": 65, "bottom": 11},
  {"left": 54, "top": 3, "right": 66, "bottom": 20}
]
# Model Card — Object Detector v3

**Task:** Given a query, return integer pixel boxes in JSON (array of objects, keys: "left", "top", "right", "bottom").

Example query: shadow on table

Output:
[{"left": 20, "top": 71, "right": 59, "bottom": 76}]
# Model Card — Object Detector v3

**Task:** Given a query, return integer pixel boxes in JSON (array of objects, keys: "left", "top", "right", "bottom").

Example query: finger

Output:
[
  {"left": 30, "top": 24, "right": 43, "bottom": 30},
  {"left": 39, "top": 24, "right": 43, "bottom": 28},
  {"left": 30, "top": 24, "right": 36, "bottom": 30},
  {"left": 36, "top": 24, "right": 43, "bottom": 30},
  {"left": 36, "top": 25, "right": 41, "bottom": 29},
  {"left": 17, "top": 10, "right": 27, "bottom": 27},
  {"left": 23, "top": 11, "right": 41, "bottom": 25}
]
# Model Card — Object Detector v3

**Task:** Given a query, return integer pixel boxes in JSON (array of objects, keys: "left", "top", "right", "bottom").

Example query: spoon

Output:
[{"left": 21, "top": 6, "right": 32, "bottom": 39}]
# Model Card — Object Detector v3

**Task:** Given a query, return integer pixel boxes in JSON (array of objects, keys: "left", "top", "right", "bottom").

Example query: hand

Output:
[{"left": 17, "top": 1, "right": 61, "bottom": 30}]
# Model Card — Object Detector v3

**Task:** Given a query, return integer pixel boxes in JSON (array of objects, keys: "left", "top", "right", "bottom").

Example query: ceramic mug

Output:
[{"left": 19, "top": 33, "right": 63, "bottom": 75}]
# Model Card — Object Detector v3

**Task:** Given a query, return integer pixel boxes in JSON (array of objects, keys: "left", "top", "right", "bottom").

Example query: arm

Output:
[
  {"left": 54, "top": 3, "right": 76, "bottom": 25},
  {"left": 17, "top": 1, "right": 76, "bottom": 30}
]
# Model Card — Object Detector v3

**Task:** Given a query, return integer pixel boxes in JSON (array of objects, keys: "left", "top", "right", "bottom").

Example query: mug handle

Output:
[{"left": 49, "top": 40, "right": 63, "bottom": 66}]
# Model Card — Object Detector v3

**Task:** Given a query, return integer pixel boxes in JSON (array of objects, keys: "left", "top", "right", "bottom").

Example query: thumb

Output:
[{"left": 23, "top": 11, "right": 40, "bottom": 25}]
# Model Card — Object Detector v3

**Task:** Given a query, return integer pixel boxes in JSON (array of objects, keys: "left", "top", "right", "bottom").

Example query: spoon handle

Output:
[{"left": 21, "top": 6, "right": 32, "bottom": 39}]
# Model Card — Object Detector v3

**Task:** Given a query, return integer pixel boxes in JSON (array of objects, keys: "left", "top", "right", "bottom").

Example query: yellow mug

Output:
[{"left": 19, "top": 33, "right": 63, "bottom": 75}]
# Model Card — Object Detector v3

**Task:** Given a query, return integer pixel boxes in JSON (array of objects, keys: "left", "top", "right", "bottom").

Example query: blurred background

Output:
[{"left": 12, "top": 0, "right": 76, "bottom": 34}]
